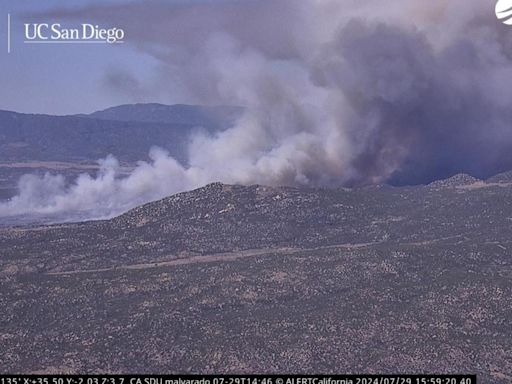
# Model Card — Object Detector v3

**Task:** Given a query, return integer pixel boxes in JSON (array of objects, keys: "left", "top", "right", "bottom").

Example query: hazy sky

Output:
[
  {"left": 0, "top": 0, "right": 163, "bottom": 115},
  {"left": 0, "top": 0, "right": 506, "bottom": 117}
]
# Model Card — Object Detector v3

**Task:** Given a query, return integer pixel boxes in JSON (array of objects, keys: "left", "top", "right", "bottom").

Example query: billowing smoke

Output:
[{"left": 4, "top": 0, "right": 512, "bottom": 220}]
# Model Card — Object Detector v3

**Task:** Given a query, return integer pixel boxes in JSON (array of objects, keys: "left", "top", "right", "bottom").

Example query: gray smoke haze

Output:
[{"left": 4, "top": 0, "right": 512, "bottom": 220}]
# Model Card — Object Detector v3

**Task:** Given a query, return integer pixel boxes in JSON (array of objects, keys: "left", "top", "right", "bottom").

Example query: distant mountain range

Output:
[
  {"left": 0, "top": 103, "right": 242, "bottom": 164},
  {"left": 84, "top": 103, "right": 242, "bottom": 127}
]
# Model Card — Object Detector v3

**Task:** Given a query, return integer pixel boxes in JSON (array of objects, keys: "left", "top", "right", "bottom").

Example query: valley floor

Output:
[{"left": 1, "top": 241, "right": 511, "bottom": 382}]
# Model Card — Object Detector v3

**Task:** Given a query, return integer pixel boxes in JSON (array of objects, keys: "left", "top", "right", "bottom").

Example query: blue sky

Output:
[{"left": 0, "top": 0, "right": 163, "bottom": 115}]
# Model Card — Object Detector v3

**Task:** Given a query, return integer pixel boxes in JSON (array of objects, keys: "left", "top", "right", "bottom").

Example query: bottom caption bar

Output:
[{"left": 0, "top": 376, "right": 476, "bottom": 384}]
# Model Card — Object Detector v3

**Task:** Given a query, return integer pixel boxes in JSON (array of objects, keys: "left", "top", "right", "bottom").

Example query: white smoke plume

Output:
[{"left": 3, "top": 0, "right": 512, "bottom": 221}]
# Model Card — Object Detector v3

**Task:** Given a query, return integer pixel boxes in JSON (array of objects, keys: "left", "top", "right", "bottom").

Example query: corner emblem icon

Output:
[{"left": 496, "top": 0, "right": 512, "bottom": 25}]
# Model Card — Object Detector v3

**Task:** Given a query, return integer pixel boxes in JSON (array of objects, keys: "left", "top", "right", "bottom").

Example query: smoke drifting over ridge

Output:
[{"left": 3, "top": 0, "right": 512, "bottom": 220}]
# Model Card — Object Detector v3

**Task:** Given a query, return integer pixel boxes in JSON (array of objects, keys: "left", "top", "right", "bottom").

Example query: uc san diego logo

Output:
[
  {"left": 24, "top": 23, "right": 125, "bottom": 44},
  {"left": 496, "top": 0, "right": 512, "bottom": 25}
]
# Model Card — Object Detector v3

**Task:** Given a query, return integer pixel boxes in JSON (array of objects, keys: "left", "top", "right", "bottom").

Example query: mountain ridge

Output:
[
  {"left": 2, "top": 174, "right": 512, "bottom": 274},
  {"left": 82, "top": 103, "right": 243, "bottom": 127},
  {"left": 0, "top": 103, "right": 240, "bottom": 164}
]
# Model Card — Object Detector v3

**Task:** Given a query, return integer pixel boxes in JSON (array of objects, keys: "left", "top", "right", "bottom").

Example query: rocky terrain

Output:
[{"left": 0, "top": 174, "right": 511, "bottom": 381}]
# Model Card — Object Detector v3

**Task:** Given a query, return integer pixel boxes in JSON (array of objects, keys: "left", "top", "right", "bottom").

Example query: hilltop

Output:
[
  {"left": 2, "top": 175, "right": 512, "bottom": 273},
  {"left": 1, "top": 178, "right": 512, "bottom": 379}
]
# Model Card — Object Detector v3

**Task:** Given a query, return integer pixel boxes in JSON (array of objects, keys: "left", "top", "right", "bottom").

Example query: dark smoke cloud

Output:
[
  {"left": 5, "top": 0, "right": 512, "bottom": 219},
  {"left": 312, "top": 18, "right": 512, "bottom": 184}
]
